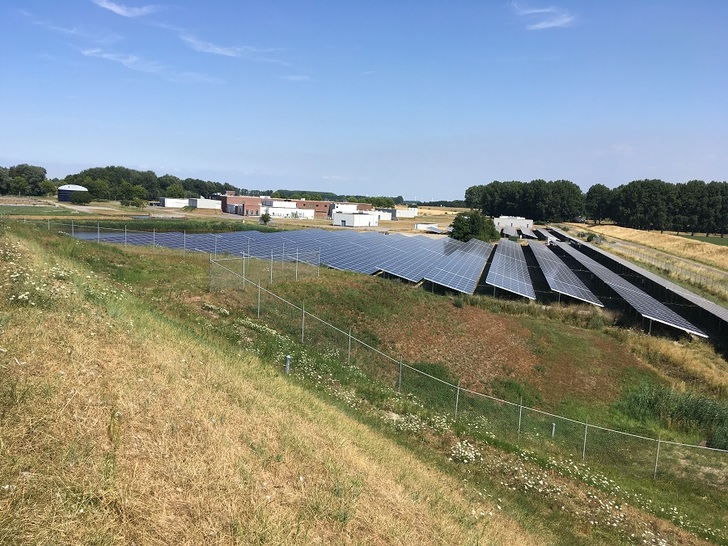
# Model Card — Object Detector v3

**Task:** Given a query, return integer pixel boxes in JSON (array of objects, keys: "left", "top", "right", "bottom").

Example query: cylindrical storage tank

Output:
[{"left": 58, "top": 184, "right": 89, "bottom": 202}]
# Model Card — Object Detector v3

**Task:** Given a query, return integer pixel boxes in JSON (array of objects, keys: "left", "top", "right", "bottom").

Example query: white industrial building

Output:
[
  {"left": 159, "top": 197, "right": 190, "bottom": 208},
  {"left": 494, "top": 216, "right": 533, "bottom": 230},
  {"left": 261, "top": 200, "right": 315, "bottom": 219},
  {"left": 189, "top": 197, "right": 223, "bottom": 210},
  {"left": 332, "top": 211, "right": 379, "bottom": 227}
]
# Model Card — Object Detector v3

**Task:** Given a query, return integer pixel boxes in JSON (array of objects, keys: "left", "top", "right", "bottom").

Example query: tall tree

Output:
[
  {"left": 585, "top": 184, "right": 612, "bottom": 224},
  {"left": 8, "top": 164, "right": 47, "bottom": 195},
  {"left": 449, "top": 211, "right": 499, "bottom": 242}
]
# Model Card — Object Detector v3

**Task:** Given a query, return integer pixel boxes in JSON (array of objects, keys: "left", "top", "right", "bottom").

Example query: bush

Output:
[{"left": 70, "top": 191, "right": 92, "bottom": 205}]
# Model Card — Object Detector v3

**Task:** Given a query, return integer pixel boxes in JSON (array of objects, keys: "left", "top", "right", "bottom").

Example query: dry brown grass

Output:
[
  {"left": 574, "top": 224, "right": 728, "bottom": 272},
  {"left": 622, "top": 332, "right": 728, "bottom": 396},
  {"left": 0, "top": 232, "right": 541, "bottom": 544}
]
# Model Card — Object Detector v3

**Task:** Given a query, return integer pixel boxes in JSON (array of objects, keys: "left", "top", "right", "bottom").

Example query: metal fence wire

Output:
[
  {"left": 206, "top": 253, "right": 728, "bottom": 487},
  {"left": 38, "top": 220, "right": 727, "bottom": 489}
]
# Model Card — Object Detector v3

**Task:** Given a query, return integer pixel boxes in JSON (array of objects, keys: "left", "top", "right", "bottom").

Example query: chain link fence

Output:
[
  {"left": 30, "top": 219, "right": 727, "bottom": 488},
  {"left": 207, "top": 253, "right": 728, "bottom": 488}
]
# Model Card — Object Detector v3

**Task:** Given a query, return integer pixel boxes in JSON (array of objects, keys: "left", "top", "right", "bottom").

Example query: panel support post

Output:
[
  {"left": 454, "top": 380, "right": 461, "bottom": 421},
  {"left": 582, "top": 420, "right": 589, "bottom": 461},
  {"left": 653, "top": 434, "right": 661, "bottom": 480}
]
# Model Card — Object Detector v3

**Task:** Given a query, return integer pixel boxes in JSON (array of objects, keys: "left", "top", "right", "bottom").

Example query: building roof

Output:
[{"left": 58, "top": 184, "right": 88, "bottom": 192}]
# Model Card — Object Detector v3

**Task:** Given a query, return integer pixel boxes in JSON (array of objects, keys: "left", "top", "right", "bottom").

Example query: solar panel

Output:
[
  {"left": 519, "top": 227, "right": 537, "bottom": 239},
  {"left": 555, "top": 242, "right": 706, "bottom": 337},
  {"left": 424, "top": 238, "right": 493, "bottom": 294},
  {"left": 528, "top": 242, "right": 603, "bottom": 306},
  {"left": 501, "top": 225, "right": 519, "bottom": 238},
  {"left": 485, "top": 239, "right": 536, "bottom": 300},
  {"left": 547, "top": 227, "right": 728, "bottom": 326}
]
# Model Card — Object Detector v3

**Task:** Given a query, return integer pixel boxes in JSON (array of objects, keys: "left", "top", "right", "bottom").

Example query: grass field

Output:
[
  {"left": 679, "top": 234, "right": 728, "bottom": 247},
  {"left": 0, "top": 204, "right": 85, "bottom": 216},
  {"left": 2, "top": 219, "right": 727, "bottom": 545}
]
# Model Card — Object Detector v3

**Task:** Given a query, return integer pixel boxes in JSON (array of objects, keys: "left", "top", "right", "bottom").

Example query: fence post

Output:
[
  {"left": 71, "top": 219, "right": 75, "bottom": 237},
  {"left": 398, "top": 358, "right": 403, "bottom": 392},
  {"left": 257, "top": 280, "right": 261, "bottom": 319},
  {"left": 653, "top": 434, "right": 661, "bottom": 480},
  {"left": 47, "top": 219, "right": 50, "bottom": 231},
  {"left": 582, "top": 420, "right": 589, "bottom": 461},
  {"left": 183, "top": 230, "right": 186, "bottom": 255},
  {"left": 242, "top": 254, "right": 246, "bottom": 290},
  {"left": 214, "top": 234, "right": 217, "bottom": 258},
  {"left": 285, "top": 355, "right": 291, "bottom": 375},
  {"left": 124, "top": 225, "right": 127, "bottom": 247},
  {"left": 347, "top": 328, "right": 352, "bottom": 366},
  {"left": 317, "top": 248, "right": 321, "bottom": 277},
  {"left": 517, "top": 396, "right": 523, "bottom": 444},
  {"left": 295, "top": 248, "right": 299, "bottom": 281},
  {"left": 282, "top": 243, "right": 285, "bottom": 270},
  {"left": 153, "top": 228, "right": 156, "bottom": 247},
  {"left": 97, "top": 222, "right": 100, "bottom": 243},
  {"left": 454, "top": 380, "right": 461, "bottom": 421},
  {"left": 270, "top": 250, "right": 273, "bottom": 285},
  {"left": 301, "top": 303, "right": 305, "bottom": 343},
  {"left": 208, "top": 254, "right": 212, "bottom": 293}
]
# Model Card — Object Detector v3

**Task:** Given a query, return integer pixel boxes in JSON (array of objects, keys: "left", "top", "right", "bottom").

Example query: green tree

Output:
[
  {"left": 40, "top": 180, "right": 58, "bottom": 196},
  {"left": 9, "top": 176, "right": 29, "bottom": 195},
  {"left": 585, "top": 184, "right": 612, "bottom": 224},
  {"left": 260, "top": 212, "right": 272, "bottom": 225},
  {"left": 0, "top": 167, "right": 9, "bottom": 194},
  {"left": 8, "top": 164, "right": 47, "bottom": 195},
  {"left": 165, "top": 183, "right": 186, "bottom": 198},
  {"left": 131, "top": 184, "right": 148, "bottom": 200},
  {"left": 449, "top": 211, "right": 499, "bottom": 242}
]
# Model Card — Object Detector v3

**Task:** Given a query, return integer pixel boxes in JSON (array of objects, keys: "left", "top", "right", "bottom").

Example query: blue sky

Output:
[{"left": 1, "top": 1, "right": 727, "bottom": 200}]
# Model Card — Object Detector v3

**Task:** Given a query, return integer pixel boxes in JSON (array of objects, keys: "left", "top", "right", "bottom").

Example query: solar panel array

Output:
[
  {"left": 547, "top": 227, "right": 728, "bottom": 325},
  {"left": 485, "top": 239, "right": 536, "bottom": 300},
  {"left": 83, "top": 228, "right": 493, "bottom": 295},
  {"left": 529, "top": 242, "right": 603, "bottom": 306},
  {"left": 519, "top": 227, "right": 537, "bottom": 239},
  {"left": 555, "top": 242, "right": 706, "bottom": 337}
]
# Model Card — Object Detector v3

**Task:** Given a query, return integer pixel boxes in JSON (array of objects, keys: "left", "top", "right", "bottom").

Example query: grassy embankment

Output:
[
  {"left": 2, "top": 220, "right": 726, "bottom": 544},
  {"left": 0, "top": 222, "right": 540, "bottom": 545}
]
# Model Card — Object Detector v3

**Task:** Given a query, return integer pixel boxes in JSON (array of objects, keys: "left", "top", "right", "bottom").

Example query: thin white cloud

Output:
[
  {"left": 512, "top": 2, "right": 575, "bottom": 30},
  {"left": 82, "top": 48, "right": 163, "bottom": 73},
  {"left": 92, "top": 0, "right": 160, "bottom": 18},
  {"left": 180, "top": 35, "right": 244, "bottom": 57},
  {"left": 180, "top": 34, "right": 288, "bottom": 65},
  {"left": 282, "top": 75, "right": 313, "bottom": 82},
  {"left": 81, "top": 48, "right": 222, "bottom": 83},
  {"left": 20, "top": 8, "right": 121, "bottom": 44}
]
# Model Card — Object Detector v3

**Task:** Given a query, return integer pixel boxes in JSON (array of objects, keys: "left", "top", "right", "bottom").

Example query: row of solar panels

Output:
[
  {"left": 76, "top": 228, "right": 493, "bottom": 296},
  {"left": 74, "top": 226, "right": 725, "bottom": 338}
]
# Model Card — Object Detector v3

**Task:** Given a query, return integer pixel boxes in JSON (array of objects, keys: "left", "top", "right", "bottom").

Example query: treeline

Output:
[
  {"left": 271, "top": 189, "right": 407, "bottom": 207},
  {"left": 586, "top": 180, "right": 728, "bottom": 235},
  {"left": 0, "top": 164, "right": 412, "bottom": 207},
  {"left": 464, "top": 180, "right": 585, "bottom": 222},
  {"left": 466, "top": 179, "right": 728, "bottom": 236}
]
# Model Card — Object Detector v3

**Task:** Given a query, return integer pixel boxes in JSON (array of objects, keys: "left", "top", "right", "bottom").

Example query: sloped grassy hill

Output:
[
  {"left": 2, "top": 222, "right": 724, "bottom": 545},
  {"left": 0, "top": 225, "right": 537, "bottom": 545}
]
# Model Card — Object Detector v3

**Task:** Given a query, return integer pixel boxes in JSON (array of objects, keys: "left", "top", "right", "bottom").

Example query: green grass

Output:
[
  {"left": 0, "top": 205, "right": 86, "bottom": 216},
  {"left": 678, "top": 234, "right": 728, "bottom": 246},
  {"left": 7, "top": 219, "right": 728, "bottom": 545}
]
